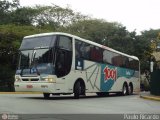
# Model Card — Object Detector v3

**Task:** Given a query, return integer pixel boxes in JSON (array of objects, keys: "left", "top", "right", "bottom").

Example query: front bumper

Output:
[{"left": 14, "top": 82, "right": 56, "bottom": 93}]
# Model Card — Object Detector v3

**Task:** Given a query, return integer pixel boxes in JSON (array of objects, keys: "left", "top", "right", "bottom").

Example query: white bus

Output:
[{"left": 14, "top": 32, "right": 140, "bottom": 99}]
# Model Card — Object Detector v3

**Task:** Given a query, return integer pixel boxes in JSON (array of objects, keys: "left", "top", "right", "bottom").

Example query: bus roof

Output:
[{"left": 24, "top": 32, "right": 139, "bottom": 61}]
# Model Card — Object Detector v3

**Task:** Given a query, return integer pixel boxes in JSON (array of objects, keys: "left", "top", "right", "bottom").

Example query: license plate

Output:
[{"left": 27, "top": 85, "right": 33, "bottom": 88}]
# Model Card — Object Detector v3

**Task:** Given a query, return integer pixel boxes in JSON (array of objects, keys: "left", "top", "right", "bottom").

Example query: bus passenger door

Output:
[
  {"left": 55, "top": 49, "right": 72, "bottom": 91},
  {"left": 55, "top": 35, "right": 72, "bottom": 92},
  {"left": 55, "top": 50, "right": 67, "bottom": 78}
]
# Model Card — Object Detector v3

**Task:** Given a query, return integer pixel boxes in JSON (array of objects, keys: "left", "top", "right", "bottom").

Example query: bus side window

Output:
[
  {"left": 59, "top": 36, "right": 72, "bottom": 51},
  {"left": 103, "top": 50, "right": 112, "bottom": 64},
  {"left": 75, "top": 40, "right": 82, "bottom": 58},
  {"left": 75, "top": 40, "right": 91, "bottom": 60},
  {"left": 90, "top": 47, "right": 103, "bottom": 62},
  {"left": 80, "top": 43, "right": 90, "bottom": 60},
  {"left": 129, "top": 59, "right": 139, "bottom": 70},
  {"left": 124, "top": 57, "right": 129, "bottom": 68}
]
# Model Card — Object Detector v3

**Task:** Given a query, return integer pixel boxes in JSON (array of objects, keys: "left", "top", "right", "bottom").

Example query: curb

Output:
[
  {"left": 140, "top": 95, "right": 160, "bottom": 101},
  {"left": 0, "top": 92, "right": 42, "bottom": 94}
]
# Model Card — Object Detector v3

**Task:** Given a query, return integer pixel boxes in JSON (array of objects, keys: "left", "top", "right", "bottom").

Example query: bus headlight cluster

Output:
[
  {"left": 42, "top": 75, "right": 56, "bottom": 83},
  {"left": 15, "top": 76, "right": 21, "bottom": 82}
]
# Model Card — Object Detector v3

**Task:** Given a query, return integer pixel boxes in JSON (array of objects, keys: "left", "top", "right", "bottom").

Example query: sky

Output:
[{"left": 19, "top": 0, "right": 160, "bottom": 34}]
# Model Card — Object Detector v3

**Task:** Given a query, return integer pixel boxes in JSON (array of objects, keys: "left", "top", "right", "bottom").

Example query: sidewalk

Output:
[
  {"left": 140, "top": 91, "right": 160, "bottom": 101},
  {"left": 0, "top": 92, "right": 42, "bottom": 94}
]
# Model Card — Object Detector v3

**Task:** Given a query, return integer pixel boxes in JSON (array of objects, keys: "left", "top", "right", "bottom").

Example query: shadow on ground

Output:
[{"left": 18, "top": 93, "right": 137, "bottom": 101}]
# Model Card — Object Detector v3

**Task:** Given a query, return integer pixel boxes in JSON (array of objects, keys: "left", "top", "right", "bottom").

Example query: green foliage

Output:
[
  {"left": 139, "top": 29, "right": 160, "bottom": 70},
  {"left": 33, "top": 5, "right": 89, "bottom": 30},
  {"left": 0, "top": 0, "right": 160, "bottom": 91},
  {"left": 11, "top": 7, "right": 38, "bottom": 25},
  {"left": 0, "top": 24, "right": 52, "bottom": 60},
  {"left": 0, "top": 24, "right": 52, "bottom": 91},
  {"left": 63, "top": 19, "right": 158, "bottom": 71},
  {"left": 63, "top": 19, "right": 136, "bottom": 55},
  {"left": 63, "top": 19, "right": 119, "bottom": 44},
  {"left": 0, "top": 0, "right": 19, "bottom": 24}
]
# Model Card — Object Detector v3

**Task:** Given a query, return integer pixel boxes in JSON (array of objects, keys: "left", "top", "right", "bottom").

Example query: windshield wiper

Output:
[{"left": 34, "top": 46, "right": 49, "bottom": 49}]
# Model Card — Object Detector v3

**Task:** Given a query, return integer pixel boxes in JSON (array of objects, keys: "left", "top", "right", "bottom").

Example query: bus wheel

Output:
[
  {"left": 43, "top": 93, "right": 50, "bottom": 99},
  {"left": 74, "top": 81, "right": 81, "bottom": 99},
  {"left": 122, "top": 84, "right": 128, "bottom": 96},
  {"left": 128, "top": 84, "right": 133, "bottom": 95}
]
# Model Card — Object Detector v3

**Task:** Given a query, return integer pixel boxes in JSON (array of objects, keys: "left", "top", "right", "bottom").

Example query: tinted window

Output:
[
  {"left": 20, "top": 48, "right": 53, "bottom": 69},
  {"left": 103, "top": 50, "right": 137, "bottom": 69},
  {"left": 34, "top": 49, "right": 53, "bottom": 64},
  {"left": 75, "top": 40, "right": 91, "bottom": 60},
  {"left": 75, "top": 40, "right": 82, "bottom": 58},
  {"left": 90, "top": 46, "right": 103, "bottom": 62},
  {"left": 123, "top": 57, "right": 129, "bottom": 68},
  {"left": 75, "top": 39, "right": 138, "bottom": 68},
  {"left": 111, "top": 53, "right": 121, "bottom": 66},
  {"left": 20, "top": 50, "right": 33, "bottom": 68},
  {"left": 75, "top": 39, "right": 104, "bottom": 62},
  {"left": 59, "top": 36, "right": 72, "bottom": 51},
  {"left": 103, "top": 50, "right": 112, "bottom": 64},
  {"left": 129, "top": 58, "right": 139, "bottom": 70},
  {"left": 55, "top": 49, "right": 72, "bottom": 78},
  {"left": 20, "top": 36, "right": 56, "bottom": 50}
]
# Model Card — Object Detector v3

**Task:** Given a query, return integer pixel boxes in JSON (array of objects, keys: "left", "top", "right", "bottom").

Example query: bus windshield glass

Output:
[
  {"left": 20, "top": 35, "right": 56, "bottom": 50},
  {"left": 17, "top": 35, "right": 57, "bottom": 75},
  {"left": 18, "top": 48, "right": 54, "bottom": 75}
]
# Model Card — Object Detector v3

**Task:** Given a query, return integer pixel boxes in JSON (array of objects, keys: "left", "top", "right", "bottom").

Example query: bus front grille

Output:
[{"left": 22, "top": 78, "right": 39, "bottom": 81}]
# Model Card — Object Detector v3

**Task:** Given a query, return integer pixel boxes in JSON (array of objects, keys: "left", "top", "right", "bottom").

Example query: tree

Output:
[
  {"left": 11, "top": 7, "right": 38, "bottom": 25},
  {"left": 0, "top": 24, "right": 52, "bottom": 91},
  {"left": 0, "top": 24, "right": 52, "bottom": 65},
  {"left": 135, "top": 29, "right": 160, "bottom": 71},
  {"left": 63, "top": 19, "right": 158, "bottom": 72},
  {"left": 63, "top": 19, "right": 135, "bottom": 54},
  {"left": 0, "top": 0, "right": 19, "bottom": 24},
  {"left": 0, "top": 0, "right": 160, "bottom": 91},
  {"left": 141, "top": 29, "right": 160, "bottom": 51},
  {"left": 33, "top": 5, "right": 89, "bottom": 30}
]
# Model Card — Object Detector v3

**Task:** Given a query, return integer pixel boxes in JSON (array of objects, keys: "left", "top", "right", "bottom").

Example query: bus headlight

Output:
[
  {"left": 15, "top": 76, "right": 21, "bottom": 82},
  {"left": 42, "top": 75, "right": 56, "bottom": 83}
]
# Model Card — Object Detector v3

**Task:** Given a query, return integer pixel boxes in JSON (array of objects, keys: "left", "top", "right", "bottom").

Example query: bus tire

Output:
[
  {"left": 43, "top": 93, "right": 50, "bottom": 99},
  {"left": 122, "top": 83, "right": 128, "bottom": 96},
  {"left": 74, "top": 81, "right": 81, "bottom": 99},
  {"left": 128, "top": 83, "right": 133, "bottom": 95}
]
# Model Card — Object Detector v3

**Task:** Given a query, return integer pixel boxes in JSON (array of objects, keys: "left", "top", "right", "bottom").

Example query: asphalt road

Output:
[{"left": 0, "top": 93, "right": 160, "bottom": 120}]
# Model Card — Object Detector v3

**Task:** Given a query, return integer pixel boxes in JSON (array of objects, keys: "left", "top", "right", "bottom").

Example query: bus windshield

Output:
[
  {"left": 16, "top": 35, "right": 57, "bottom": 75},
  {"left": 18, "top": 48, "right": 55, "bottom": 75}
]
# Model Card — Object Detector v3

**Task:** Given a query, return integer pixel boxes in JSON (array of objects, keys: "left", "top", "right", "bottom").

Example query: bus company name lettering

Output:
[{"left": 103, "top": 66, "right": 117, "bottom": 81}]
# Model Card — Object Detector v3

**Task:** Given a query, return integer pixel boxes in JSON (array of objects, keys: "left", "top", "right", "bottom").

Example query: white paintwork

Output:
[{"left": 15, "top": 32, "right": 140, "bottom": 94}]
